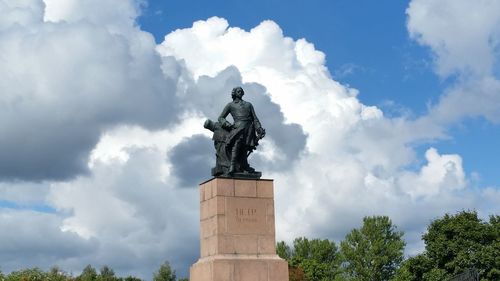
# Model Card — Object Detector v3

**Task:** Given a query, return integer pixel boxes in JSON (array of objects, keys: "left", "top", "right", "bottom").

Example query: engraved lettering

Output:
[{"left": 235, "top": 208, "right": 258, "bottom": 223}]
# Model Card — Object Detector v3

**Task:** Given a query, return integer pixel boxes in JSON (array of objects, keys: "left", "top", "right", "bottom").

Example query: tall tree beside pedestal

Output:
[
  {"left": 277, "top": 237, "right": 340, "bottom": 281},
  {"left": 340, "top": 216, "right": 405, "bottom": 281}
]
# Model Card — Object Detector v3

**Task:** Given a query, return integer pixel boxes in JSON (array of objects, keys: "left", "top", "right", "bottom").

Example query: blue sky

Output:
[
  {"left": 138, "top": 0, "right": 499, "bottom": 187},
  {"left": 0, "top": 0, "right": 499, "bottom": 278},
  {"left": 140, "top": 0, "right": 439, "bottom": 111}
]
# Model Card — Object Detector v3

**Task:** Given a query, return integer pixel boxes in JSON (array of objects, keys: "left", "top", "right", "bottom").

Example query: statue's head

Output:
[{"left": 231, "top": 87, "right": 244, "bottom": 100}]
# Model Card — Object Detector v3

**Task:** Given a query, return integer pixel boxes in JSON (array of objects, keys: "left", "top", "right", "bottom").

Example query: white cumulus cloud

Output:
[
  {"left": 407, "top": 0, "right": 500, "bottom": 124},
  {"left": 407, "top": 0, "right": 500, "bottom": 77},
  {"left": 0, "top": 0, "right": 176, "bottom": 181}
]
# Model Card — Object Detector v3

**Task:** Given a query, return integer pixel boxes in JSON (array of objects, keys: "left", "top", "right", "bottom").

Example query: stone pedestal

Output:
[{"left": 190, "top": 178, "right": 289, "bottom": 281}]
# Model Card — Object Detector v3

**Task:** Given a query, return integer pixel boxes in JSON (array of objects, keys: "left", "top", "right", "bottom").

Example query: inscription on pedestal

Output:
[
  {"left": 236, "top": 208, "right": 258, "bottom": 223},
  {"left": 226, "top": 197, "right": 267, "bottom": 234}
]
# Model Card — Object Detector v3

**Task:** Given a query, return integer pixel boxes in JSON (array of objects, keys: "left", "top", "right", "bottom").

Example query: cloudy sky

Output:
[{"left": 1, "top": 0, "right": 499, "bottom": 279}]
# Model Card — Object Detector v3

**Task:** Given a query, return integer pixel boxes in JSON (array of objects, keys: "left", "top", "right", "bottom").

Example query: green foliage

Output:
[
  {"left": 97, "top": 266, "right": 116, "bottom": 281},
  {"left": 2, "top": 267, "right": 74, "bottom": 281},
  {"left": 393, "top": 211, "right": 499, "bottom": 281},
  {"left": 152, "top": 262, "right": 176, "bottom": 281},
  {"left": 424, "top": 211, "right": 491, "bottom": 275},
  {"left": 291, "top": 237, "right": 338, "bottom": 266},
  {"left": 47, "top": 267, "right": 70, "bottom": 281},
  {"left": 393, "top": 256, "right": 452, "bottom": 281},
  {"left": 426, "top": 211, "right": 499, "bottom": 280},
  {"left": 4, "top": 268, "right": 48, "bottom": 281},
  {"left": 299, "top": 259, "right": 333, "bottom": 281},
  {"left": 121, "top": 277, "right": 142, "bottom": 281},
  {"left": 277, "top": 241, "right": 292, "bottom": 260},
  {"left": 77, "top": 265, "right": 97, "bottom": 281},
  {"left": 423, "top": 268, "right": 449, "bottom": 281},
  {"left": 340, "top": 216, "right": 405, "bottom": 281},
  {"left": 278, "top": 237, "right": 340, "bottom": 281},
  {"left": 392, "top": 254, "right": 433, "bottom": 281},
  {"left": 0, "top": 262, "right": 187, "bottom": 281}
]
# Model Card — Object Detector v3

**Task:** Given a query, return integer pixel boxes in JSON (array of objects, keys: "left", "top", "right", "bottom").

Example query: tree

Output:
[
  {"left": 78, "top": 265, "right": 98, "bottom": 281},
  {"left": 122, "top": 276, "right": 142, "bottom": 281},
  {"left": 340, "top": 216, "right": 405, "bottom": 281},
  {"left": 394, "top": 211, "right": 500, "bottom": 281},
  {"left": 291, "top": 237, "right": 338, "bottom": 265},
  {"left": 47, "top": 266, "right": 69, "bottom": 281},
  {"left": 293, "top": 237, "right": 339, "bottom": 281},
  {"left": 98, "top": 266, "right": 116, "bottom": 281},
  {"left": 277, "top": 241, "right": 292, "bottom": 260},
  {"left": 153, "top": 262, "right": 176, "bottom": 281},
  {"left": 4, "top": 268, "right": 47, "bottom": 281},
  {"left": 392, "top": 254, "right": 432, "bottom": 281},
  {"left": 277, "top": 237, "right": 340, "bottom": 281},
  {"left": 425, "top": 211, "right": 498, "bottom": 279}
]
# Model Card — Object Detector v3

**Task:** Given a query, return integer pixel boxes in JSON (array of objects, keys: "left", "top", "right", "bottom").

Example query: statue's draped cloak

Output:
[{"left": 218, "top": 100, "right": 262, "bottom": 153}]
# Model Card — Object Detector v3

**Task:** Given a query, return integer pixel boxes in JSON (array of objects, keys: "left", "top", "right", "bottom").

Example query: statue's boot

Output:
[{"left": 244, "top": 166, "right": 255, "bottom": 173}]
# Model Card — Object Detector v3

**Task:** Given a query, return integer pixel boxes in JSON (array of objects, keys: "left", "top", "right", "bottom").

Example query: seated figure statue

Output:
[{"left": 204, "top": 87, "right": 265, "bottom": 178}]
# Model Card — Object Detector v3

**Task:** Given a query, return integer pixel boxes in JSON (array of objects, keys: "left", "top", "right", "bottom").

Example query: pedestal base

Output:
[
  {"left": 190, "top": 178, "right": 289, "bottom": 281},
  {"left": 190, "top": 255, "right": 288, "bottom": 281}
]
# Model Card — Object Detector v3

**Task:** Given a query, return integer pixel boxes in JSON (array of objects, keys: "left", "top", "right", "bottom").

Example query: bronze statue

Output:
[{"left": 204, "top": 87, "right": 265, "bottom": 178}]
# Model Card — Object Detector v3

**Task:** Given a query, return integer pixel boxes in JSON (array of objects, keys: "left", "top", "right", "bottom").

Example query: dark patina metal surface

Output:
[{"left": 204, "top": 87, "right": 265, "bottom": 178}]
